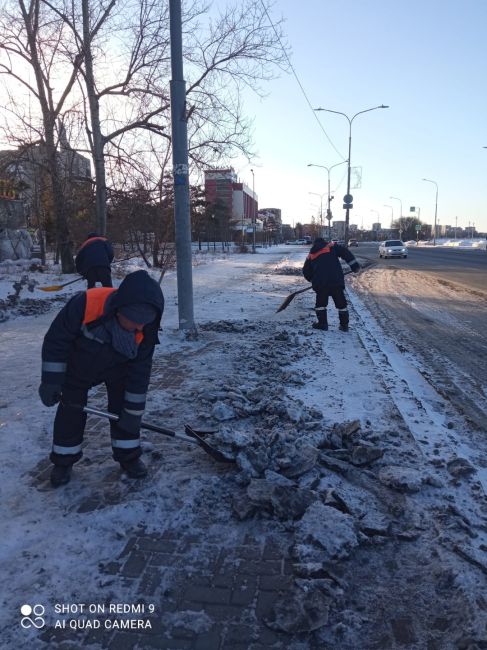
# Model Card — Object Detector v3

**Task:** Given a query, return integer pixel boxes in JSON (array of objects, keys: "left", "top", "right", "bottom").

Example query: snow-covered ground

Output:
[{"left": 1, "top": 246, "right": 486, "bottom": 649}]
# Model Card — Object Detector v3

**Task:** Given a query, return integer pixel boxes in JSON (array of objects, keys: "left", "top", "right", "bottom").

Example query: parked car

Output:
[
  {"left": 379, "top": 240, "right": 408, "bottom": 259},
  {"left": 405, "top": 240, "right": 417, "bottom": 247},
  {"left": 348, "top": 239, "right": 358, "bottom": 247},
  {"left": 295, "top": 238, "right": 309, "bottom": 245}
]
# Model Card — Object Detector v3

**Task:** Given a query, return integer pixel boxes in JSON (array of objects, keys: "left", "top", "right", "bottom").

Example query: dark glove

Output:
[
  {"left": 118, "top": 409, "right": 142, "bottom": 435},
  {"left": 39, "top": 383, "right": 62, "bottom": 407}
]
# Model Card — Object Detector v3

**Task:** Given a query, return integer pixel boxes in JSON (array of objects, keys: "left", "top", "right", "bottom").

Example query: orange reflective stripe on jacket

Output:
[
  {"left": 79, "top": 236, "right": 108, "bottom": 251},
  {"left": 83, "top": 287, "right": 144, "bottom": 345},
  {"left": 307, "top": 244, "right": 334, "bottom": 261}
]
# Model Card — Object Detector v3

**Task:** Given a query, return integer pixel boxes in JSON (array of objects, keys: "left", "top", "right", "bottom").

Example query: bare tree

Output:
[
  {"left": 0, "top": 0, "right": 85, "bottom": 271},
  {"left": 44, "top": 0, "right": 288, "bottom": 232}
]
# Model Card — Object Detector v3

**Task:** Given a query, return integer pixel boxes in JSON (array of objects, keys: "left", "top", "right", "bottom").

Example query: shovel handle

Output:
[
  {"left": 82, "top": 404, "right": 178, "bottom": 438},
  {"left": 78, "top": 404, "right": 233, "bottom": 463}
]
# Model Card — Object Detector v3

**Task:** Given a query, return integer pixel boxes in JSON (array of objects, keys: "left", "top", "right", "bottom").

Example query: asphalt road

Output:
[
  {"left": 350, "top": 243, "right": 487, "bottom": 432},
  {"left": 355, "top": 242, "right": 487, "bottom": 294}
]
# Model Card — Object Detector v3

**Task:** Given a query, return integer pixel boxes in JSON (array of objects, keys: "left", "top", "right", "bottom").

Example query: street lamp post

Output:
[
  {"left": 390, "top": 196, "right": 403, "bottom": 237},
  {"left": 314, "top": 104, "right": 389, "bottom": 243},
  {"left": 250, "top": 168, "right": 256, "bottom": 253},
  {"left": 308, "top": 161, "right": 348, "bottom": 240},
  {"left": 308, "top": 191, "right": 325, "bottom": 237},
  {"left": 370, "top": 210, "right": 380, "bottom": 240},
  {"left": 383, "top": 204, "right": 394, "bottom": 229},
  {"left": 422, "top": 178, "right": 438, "bottom": 245}
]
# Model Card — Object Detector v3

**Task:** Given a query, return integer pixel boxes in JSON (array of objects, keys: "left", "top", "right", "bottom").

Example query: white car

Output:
[{"left": 379, "top": 240, "right": 408, "bottom": 259}]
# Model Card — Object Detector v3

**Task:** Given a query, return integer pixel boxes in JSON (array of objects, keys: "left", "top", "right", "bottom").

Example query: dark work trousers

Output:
[
  {"left": 50, "top": 374, "right": 142, "bottom": 467},
  {"left": 315, "top": 286, "right": 349, "bottom": 326},
  {"left": 85, "top": 266, "right": 113, "bottom": 289}
]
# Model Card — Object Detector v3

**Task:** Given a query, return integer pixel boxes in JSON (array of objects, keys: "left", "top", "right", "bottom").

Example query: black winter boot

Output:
[
  {"left": 50, "top": 464, "right": 72, "bottom": 487},
  {"left": 338, "top": 309, "right": 349, "bottom": 332},
  {"left": 119, "top": 458, "right": 147, "bottom": 479},
  {"left": 312, "top": 309, "right": 328, "bottom": 330}
]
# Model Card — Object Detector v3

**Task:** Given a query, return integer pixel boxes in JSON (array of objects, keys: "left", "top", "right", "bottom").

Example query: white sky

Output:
[
  {"left": 229, "top": 0, "right": 487, "bottom": 231},
  {"left": 2, "top": 0, "right": 487, "bottom": 234}
]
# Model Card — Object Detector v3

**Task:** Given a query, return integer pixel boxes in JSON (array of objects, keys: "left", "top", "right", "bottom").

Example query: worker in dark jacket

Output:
[
  {"left": 303, "top": 237, "right": 360, "bottom": 331},
  {"left": 75, "top": 232, "right": 114, "bottom": 288},
  {"left": 39, "top": 270, "right": 164, "bottom": 487}
]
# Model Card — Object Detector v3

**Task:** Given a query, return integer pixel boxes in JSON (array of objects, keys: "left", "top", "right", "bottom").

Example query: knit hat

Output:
[{"left": 118, "top": 303, "right": 158, "bottom": 325}]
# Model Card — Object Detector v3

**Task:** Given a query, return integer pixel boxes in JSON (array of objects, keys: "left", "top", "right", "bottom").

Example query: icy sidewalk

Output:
[{"left": 1, "top": 248, "right": 486, "bottom": 649}]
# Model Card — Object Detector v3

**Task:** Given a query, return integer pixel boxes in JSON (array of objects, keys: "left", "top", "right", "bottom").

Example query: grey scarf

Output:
[{"left": 89, "top": 317, "right": 138, "bottom": 359}]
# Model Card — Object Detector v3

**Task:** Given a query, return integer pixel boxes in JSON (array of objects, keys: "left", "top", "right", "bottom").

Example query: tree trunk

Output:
[
  {"left": 21, "top": 0, "right": 74, "bottom": 272},
  {"left": 82, "top": 0, "right": 107, "bottom": 236}
]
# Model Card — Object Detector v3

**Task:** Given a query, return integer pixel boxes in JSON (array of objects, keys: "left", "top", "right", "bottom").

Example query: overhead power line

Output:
[{"left": 260, "top": 0, "right": 346, "bottom": 160}]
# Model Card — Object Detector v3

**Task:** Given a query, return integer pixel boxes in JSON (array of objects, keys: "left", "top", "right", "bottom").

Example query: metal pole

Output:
[
  {"left": 327, "top": 172, "right": 332, "bottom": 240},
  {"left": 384, "top": 204, "right": 394, "bottom": 229},
  {"left": 390, "top": 196, "right": 402, "bottom": 237},
  {"left": 169, "top": 0, "right": 194, "bottom": 330},
  {"left": 345, "top": 126, "right": 352, "bottom": 244},
  {"left": 422, "top": 178, "right": 438, "bottom": 246},
  {"left": 251, "top": 168, "right": 256, "bottom": 253}
]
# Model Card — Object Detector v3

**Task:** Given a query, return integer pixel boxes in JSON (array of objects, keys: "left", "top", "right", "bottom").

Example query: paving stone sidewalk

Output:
[{"left": 32, "top": 346, "right": 316, "bottom": 650}]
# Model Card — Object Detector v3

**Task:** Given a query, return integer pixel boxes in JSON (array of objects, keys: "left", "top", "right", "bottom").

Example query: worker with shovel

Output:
[
  {"left": 303, "top": 237, "right": 360, "bottom": 331},
  {"left": 38, "top": 270, "right": 164, "bottom": 487},
  {"left": 75, "top": 232, "right": 114, "bottom": 288}
]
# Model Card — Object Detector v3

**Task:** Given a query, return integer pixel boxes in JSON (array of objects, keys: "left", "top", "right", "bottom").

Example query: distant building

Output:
[
  {"left": 204, "top": 167, "right": 259, "bottom": 237},
  {"left": 332, "top": 220, "right": 346, "bottom": 239},
  {"left": 0, "top": 128, "right": 91, "bottom": 227},
  {"left": 372, "top": 222, "right": 381, "bottom": 232}
]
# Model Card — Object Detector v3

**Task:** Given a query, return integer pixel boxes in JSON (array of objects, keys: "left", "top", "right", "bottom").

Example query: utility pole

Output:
[
  {"left": 169, "top": 0, "right": 194, "bottom": 330},
  {"left": 251, "top": 168, "right": 256, "bottom": 253}
]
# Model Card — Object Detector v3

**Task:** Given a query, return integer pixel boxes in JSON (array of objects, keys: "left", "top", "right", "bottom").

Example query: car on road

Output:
[
  {"left": 379, "top": 240, "right": 408, "bottom": 259},
  {"left": 348, "top": 239, "right": 359, "bottom": 247}
]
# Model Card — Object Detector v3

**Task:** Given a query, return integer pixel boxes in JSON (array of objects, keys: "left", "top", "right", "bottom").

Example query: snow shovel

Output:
[
  {"left": 81, "top": 404, "right": 234, "bottom": 464},
  {"left": 276, "top": 268, "right": 355, "bottom": 313},
  {"left": 39, "top": 277, "right": 84, "bottom": 292},
  {"left": 276, "top": 285, "right": 313, "bottom": 313}
]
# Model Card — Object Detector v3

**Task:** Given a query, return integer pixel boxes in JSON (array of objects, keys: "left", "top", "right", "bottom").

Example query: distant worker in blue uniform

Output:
[
  {"left": 75, "top": 231, "right": 114, "bottom": 288},
  {"left": 303, "top": 237, "right": 360, "bottom": 331}
]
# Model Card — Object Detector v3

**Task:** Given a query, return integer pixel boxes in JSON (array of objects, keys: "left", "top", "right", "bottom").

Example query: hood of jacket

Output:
[
  {"left": 309, "top": 239, "right": 332, "bottom": 254},
  {"left": 109, "top": 270, "right": 164, "bottom": 321}
]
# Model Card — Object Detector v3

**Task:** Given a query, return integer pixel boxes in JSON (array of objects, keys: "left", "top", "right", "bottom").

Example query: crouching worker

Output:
[
  {"left": 39, "top": 270, "right": 164, "bottom": 487},
  {"left": 303, "top": 237, "right": 360, "bottom": 331}
]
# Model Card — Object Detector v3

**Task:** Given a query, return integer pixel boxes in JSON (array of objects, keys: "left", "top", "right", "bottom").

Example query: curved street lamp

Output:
[
  {"left": 313, "top": 104, "right": 389, "bottom": 243},
  {"left": 308, "top": 161, "right": 348, "bottom": 239},
  {"left": 422, "top": 178, "right": 438, "bottom": 245}
]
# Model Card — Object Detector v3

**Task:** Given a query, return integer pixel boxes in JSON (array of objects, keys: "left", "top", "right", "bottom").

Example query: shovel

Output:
[
  {"left": 276, "top": 268, "right": 357, "bottom": 313},
  {"left": 81, "top": 404, "right": 234, "bottom": 464},
  {"left": 276, "top": 285, "right": 313, "bottom": 313},
  {"left": 39, "top": 277, "right": 84, "bottom": 292}
]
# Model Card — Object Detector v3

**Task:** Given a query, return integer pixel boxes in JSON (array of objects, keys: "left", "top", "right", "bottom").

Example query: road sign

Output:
[
  {"left": 415, "top": 224, "right": 421, "bottom": 231},
  {"left": 343, "top": 194, "right": 353, "bottom": 205},
  {"left": 343, "top": 203, "right": 353, "bottom": 209}
]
